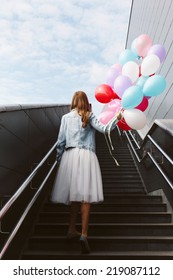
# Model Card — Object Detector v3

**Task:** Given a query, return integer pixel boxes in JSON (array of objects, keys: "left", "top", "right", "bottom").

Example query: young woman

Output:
[{"left": 50, "top": 91, "right": 122, "bottom": 253}]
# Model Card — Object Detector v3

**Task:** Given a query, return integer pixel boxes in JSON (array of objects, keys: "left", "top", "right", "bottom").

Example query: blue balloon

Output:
[
  {"left": 122, "top": 85, "right": 143, "bottom": 109},
  {"left": 143, "top": 75, "right": 166, "bottom": 97},
  {"left": 136, "top": 76, "right": 149, "bottom": 88},
  {"left": 119, "top": 49, "right": 137, "bottom": 66}
]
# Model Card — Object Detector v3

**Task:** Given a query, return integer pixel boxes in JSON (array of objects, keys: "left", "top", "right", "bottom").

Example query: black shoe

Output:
[{"left": 80, "top": 236, "right": 90, "bottom": 254}]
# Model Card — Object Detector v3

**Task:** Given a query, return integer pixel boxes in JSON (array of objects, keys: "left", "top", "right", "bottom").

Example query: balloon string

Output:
[
  {"left": 104, "top": 113, "right": 121, "bottom": 167},
  {"left": 104, "top": 133, "right": 120, "bottom": 166}
]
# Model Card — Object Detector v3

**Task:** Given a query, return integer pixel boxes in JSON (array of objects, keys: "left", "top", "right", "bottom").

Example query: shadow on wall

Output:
[{"left": 0, "top": 104, "right": 70, "bottom": 199}]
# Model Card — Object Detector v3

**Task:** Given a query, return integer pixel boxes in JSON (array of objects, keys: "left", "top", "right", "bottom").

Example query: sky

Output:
[{"left": 0, "top": 0, "right": 132, "bottom": 115}]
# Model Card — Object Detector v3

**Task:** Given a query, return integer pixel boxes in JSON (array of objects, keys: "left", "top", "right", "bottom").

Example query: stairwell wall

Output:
[{"left": 0, "top": 104, "right": 69, "bottom": 199}]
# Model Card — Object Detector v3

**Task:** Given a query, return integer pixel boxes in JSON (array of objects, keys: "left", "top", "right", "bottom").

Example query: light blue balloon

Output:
[
  {"left": 122, "top": 85, "right": 143, "bottom": 109},
  {"left": 136, "top": 76, "right": 149, "bottom": 89},
  {"left": 143, "top": 75, "right": 166, "bottom": 97},
  {"left": 119, "top": 49, "right": 137, "bottom": 66}
]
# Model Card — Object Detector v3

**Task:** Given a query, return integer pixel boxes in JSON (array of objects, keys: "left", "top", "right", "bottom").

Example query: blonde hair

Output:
[{"left": 71, "top": 91, "right": 91, "bottom": 128}]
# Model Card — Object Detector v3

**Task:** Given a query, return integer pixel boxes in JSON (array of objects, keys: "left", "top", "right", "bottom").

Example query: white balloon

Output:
[
  {"left": 124, "top": 109, "right": 147, "bottom": 130},
  {"left": 122, "top": 61, "right": 139, "bottom": 83},
  {"left": 141, "top": 54, "right": 160, "bottom": 76}
]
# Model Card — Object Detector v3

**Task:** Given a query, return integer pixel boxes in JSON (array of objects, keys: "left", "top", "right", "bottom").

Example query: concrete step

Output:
[
  {"left": 27, "top": 236, "right": 173, "bottom": 251},
  {"left": 100, "top": 159, "right": 134, "bottom": 162},
  {"left": 43, "top": 203, "right": 167, "bottom": 213},
  {"left": 103, "top": 178, "right": 142, "bottom": 182},
  {"left": 101, "top": 172, "right": 141, "bottom": 176},
  {"left": 101, "top": 167, "right": 140, "bottom": 171},
  {"left": 102, "top": 187, "right": 145, "bottom": 193},
  {"left": 103, "top": 194, "right": 163, "bottom": 203},
  {"left": 39, "top": 212, "right": 172, "bottom": 223},
  {"left": 101, "top": 172, "right": 141, "bottom": 177},
  {"left": 47, "top": 194, "right": 163, "bottom": 204},
  {"left": 22, "top": 250, "right": 173, "bottom": 260},
  {"left": 34, "top": 223, "right": 173, "bottom": 236}
]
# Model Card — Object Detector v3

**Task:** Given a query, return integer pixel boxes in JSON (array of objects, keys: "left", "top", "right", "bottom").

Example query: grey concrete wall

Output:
[
  {"left": 126, "top": 0, "right": 173, "bottom": 138},
  {"left": 0, "top": 104, "right": 69, "bottom": 197}
]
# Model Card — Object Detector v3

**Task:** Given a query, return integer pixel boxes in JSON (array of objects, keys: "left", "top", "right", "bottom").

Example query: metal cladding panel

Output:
[
  {"left": 165, "top": 106, "right": 173, "bottom": 118},
  {"left": 0, "top": 166, "right": 26, "bottom": 197},
  {"left": 126, "top": 0, "right": 173, "bottom": 138},
  {"left": 26, "top": 108, "right": 52, "bottom": 138},
  {"left": 0, "top": 110, "right": 28, "bottom": 142},
  {"left": 0, "top": 127, "right": 30, "bottom": 172},
  {"left": 44, "top": 107, "right": 61, "bottom": 130},
  {"left": 0, "top": 105, "right": 69, "bottom": 197}
]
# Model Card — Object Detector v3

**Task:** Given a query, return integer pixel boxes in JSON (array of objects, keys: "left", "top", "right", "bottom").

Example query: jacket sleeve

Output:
[
  {"left": 90, "top": 112, "right": 118, "bottom": 133},
  {"left": 56, "top": 116, "right": 66, "bottom": 163}
]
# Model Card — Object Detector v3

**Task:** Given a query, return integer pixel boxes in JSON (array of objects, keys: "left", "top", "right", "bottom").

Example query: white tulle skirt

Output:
[{"left": 50, "top": 148, "right": 104, "bottom": 205}]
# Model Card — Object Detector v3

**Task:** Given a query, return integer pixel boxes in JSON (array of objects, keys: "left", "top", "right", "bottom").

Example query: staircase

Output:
[{"left": 21, "top": 129, "right": 173, "bottom": 259}]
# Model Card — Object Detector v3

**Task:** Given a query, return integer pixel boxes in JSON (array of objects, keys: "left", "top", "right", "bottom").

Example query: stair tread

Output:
[
  {"left": 23, "top": 250, "right": 173, "bottom": 256},
  {"left": 102, "top": 193, "right": 162, "bottom": 198},
  {"left": 40, "top": 211, "right": 171, "bottom": 215},
  {"left": 36, "top": 222, "right": 173, "bottom": 226},
  {"left": 45, "top": 203, "right": 166, "bottom": 206},
  {"left": 30, "top": 235, "right": 173, "bottom": 240},
  {"left": 49, "top": 194, "right": 160, "bottom": 197}
]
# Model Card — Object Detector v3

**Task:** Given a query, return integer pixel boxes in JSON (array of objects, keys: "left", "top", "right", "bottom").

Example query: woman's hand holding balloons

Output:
[{"left": 116, "top": 111, "right": 123, "bottom": 121}]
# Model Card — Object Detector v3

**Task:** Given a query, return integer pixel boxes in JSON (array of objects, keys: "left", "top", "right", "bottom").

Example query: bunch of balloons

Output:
[{"left": 95, "top": 34, "right": 167, "bottom": 131}]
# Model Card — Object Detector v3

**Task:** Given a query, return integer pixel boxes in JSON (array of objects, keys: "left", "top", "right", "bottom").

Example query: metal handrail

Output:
[
  {"left": 128, "top": 131, "right": 140, "bottom": 149},
  {"left": 147, "top": 135, "right": 173, "bottom": 165},
  {"left": 0, "top": 161, "right": 57, "bottom": 259},
  {"left": 124, "top": 130, "right": 173, "bottom": 190},
  {"left": 0, "top": 141, "right": 58, "bottom": 220},
  {"left": 126, "top": 131, "right": 173, "bottom": 165},
  {"left": 147, "top": 152, "right": 173, "bottom": 190},
  {"left": 125, "top": 131, "right": 141, "bottom": 162}
]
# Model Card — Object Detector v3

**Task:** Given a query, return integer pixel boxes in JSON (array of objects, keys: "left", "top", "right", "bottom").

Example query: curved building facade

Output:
[{"left": 126, "top": 0, "right": 173, "bottom": 138}]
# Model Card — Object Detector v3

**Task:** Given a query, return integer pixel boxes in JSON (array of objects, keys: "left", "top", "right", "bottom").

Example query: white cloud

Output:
[
  {"left": 0, "top": 0, "right": 132, "bottom": 115},
  {"left": 88, "top": 62, "right": 109, "bottom": 84}
]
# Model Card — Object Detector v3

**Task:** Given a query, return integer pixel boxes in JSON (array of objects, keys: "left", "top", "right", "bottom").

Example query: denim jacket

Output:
[{"left": 56, "top": 109, "right": 117, "bottom": 162}]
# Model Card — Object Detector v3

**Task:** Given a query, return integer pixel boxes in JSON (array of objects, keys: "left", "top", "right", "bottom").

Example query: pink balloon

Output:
[
  {"left": 106, "top": 64, "right": 122, "bottom": 88},
  {"left": 98, "top": 110, "right": 115, "bottom": 124},
  {"left": 135, "top": 96, "right": 149, "bottom": 111},
  {"left": 135, "top": 34, "right": 152, "bottom": 57},
  {"left": 102, "top": 99, "right": 122, "bottom": 113}
]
